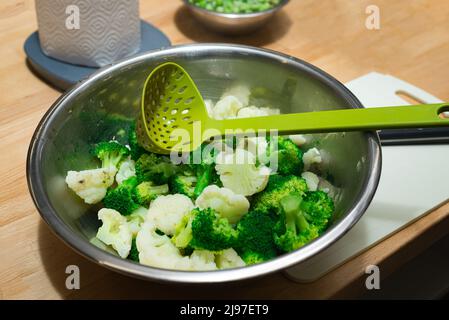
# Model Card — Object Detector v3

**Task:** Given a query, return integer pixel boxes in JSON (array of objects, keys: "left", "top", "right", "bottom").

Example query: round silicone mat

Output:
[{"left": 24, "top": 20, "right": 171, "bottom": 91}]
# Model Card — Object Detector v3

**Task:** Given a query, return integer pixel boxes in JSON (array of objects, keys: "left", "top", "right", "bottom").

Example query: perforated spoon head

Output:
[
  {"left": 137, "top": 64, "right": 449, "bottom": 155},
  {"left": 137, "top": 62, "right": 209, "bottom": 154}
]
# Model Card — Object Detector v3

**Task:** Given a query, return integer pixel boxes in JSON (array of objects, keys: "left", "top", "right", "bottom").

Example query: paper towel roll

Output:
[{"left": 35, "top": 0, "right": 141, "bottom": 67}]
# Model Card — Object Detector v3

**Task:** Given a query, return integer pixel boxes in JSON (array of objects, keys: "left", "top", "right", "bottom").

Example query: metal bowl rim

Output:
[
  {"left": 182, "top": 0, "right": 290, "bottom": 19},
  {"left": 27, "top": 43, "right": 382, "bottom": 284}
]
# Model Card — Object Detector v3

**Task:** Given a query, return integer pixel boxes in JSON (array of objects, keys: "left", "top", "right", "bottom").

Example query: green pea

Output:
[{"left": 189, "top": 0, "right": 281, "bottom": 14}]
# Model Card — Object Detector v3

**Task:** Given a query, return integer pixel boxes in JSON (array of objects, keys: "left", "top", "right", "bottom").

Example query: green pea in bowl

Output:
[{"left": 183, "top": 0, "right": 290, "bottom": 35}]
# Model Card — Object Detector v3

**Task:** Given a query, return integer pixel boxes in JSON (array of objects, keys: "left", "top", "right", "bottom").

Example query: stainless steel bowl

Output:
[
  {"left": 27, "top": 44, "right": 381, "bottom": 284},
  {"left": 183, "top": 0, "right": 290, "bottom": 35}
]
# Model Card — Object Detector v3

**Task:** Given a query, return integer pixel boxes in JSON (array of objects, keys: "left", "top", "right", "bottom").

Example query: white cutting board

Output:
[{"left": 285, "top": 72, "right": 449, "bottom": 282}]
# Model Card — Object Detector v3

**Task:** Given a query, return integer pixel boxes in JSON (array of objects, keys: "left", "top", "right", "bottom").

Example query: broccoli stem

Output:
[
  {"left": 280, "top": 194, "right": 309, "bottom": 234},
  {"left": 149, "top": 184, "right": 169, "bottom": 195},
  {"left": 295, "top": 211, "right": 310, "bottom": 232},
  {"left": 193, "top": 165, "right": 213, "bottom": 198},
  {"left": 103, "top": 154, "right": 121, "bottom": 169},
  {"left": 172, "top": 215, "right": 193, "bottom": 248},
  {"left": 134, "top": 181, "right": 169, "bottom": 206},
  {"left": 285, "top": 212, "right": 297, "bottom": 235}
]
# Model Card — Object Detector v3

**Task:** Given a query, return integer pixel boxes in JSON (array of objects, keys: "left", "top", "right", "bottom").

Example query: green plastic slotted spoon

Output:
[{"left": 136, "top": 62, "right": 449, "bottom": 154}]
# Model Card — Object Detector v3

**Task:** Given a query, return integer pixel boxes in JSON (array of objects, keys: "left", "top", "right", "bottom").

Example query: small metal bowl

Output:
[{"left": 183, "top": 0, "right": 290, "bottom": 35}]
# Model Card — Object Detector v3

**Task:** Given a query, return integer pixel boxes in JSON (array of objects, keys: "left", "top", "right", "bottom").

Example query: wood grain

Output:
[{"left": 1, "top": 0, "right": 448, "bottom": 299}]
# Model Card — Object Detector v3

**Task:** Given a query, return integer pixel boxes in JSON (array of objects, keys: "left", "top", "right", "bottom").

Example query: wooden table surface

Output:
[{"left": 1, "top": 0, "right": 448, "bottom": 299}]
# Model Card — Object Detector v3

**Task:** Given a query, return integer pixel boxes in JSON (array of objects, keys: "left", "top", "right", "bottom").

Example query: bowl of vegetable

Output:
[
  {"left": 27, "top": 44, "right": 381, "bottom": 283},
  {"left": 183, "top": 0, "right": 290, "bottom": 34}
]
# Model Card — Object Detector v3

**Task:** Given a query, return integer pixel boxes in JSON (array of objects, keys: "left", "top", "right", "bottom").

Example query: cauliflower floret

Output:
[
  {"left": 65, "top": 167, "right": 116, "bottom": 204},
  {"left": 146, "top": 194, "right": 194, "bottom": 235},
  {"left": 189, "top": 250, "right": 218, "bottom": 271},
  {"left": 318, "top": 178, "right": 340, "bottom": 200},
  {"left": 221, "top": 84, "right": 251, "bottom": 107},
  {"left": 195, "top": 185, "right": 250, "bottom": 224},
  {"left": 96, "top": 208, "right": 132, "bottom": 258},
  {"left": 289, "top": 134, "right": 308, "bottom": 147},
  {"left": 216, "top": 248, "right": 246, "bottom": 269},
  {"left": 215, "top": 149, "right": 270, "bottom": 196},
  {"left": 237, "top": 106, "right": 280, "bottom": 118},
  {"left": 237, "top": 106, "right": 269, "bottom": 118},
  {"left": 211, "top": 96, "right": 243, "bottom": 120},
  {"left": 137, "top": 221, "right": 191, "bottom": 270},
  {"left": 126, "top": 206, "right": 148, "bottom": 237},
  {"left": 303, "top": 147, "right": 322, "bottom": 170},
  {"left": 237, "top": 136, "right": 268, "bottom": 159},
  {"left": 301, "top": 171, "right": 320, "bottom": 191},
  {"left": 116, "top": 158, "right": 135, "bottom": 185},
  {"left": 260, "top": 107, "right": 280, "bottom": 115},
  {"left": 136, "top": 221, "right": 217, "bottom": 271},
  {"left": 204, "top": 99, "right": 214, "bottom": 117}
]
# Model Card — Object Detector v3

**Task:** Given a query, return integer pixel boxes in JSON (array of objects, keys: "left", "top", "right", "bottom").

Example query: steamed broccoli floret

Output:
[
  {"left": 135, "top": 153, "right": 177, "bottom": 184},
  {"left": 98, "top": 113, "right": 134, "bottom": 142},
  {"left": 172, "top": 208, "right": 237, "bottom": 251},
  {"left": 132, "top": 181, "right": 169, "bottom": 207},
  {"left": 266, "top": 136, "right": 303, "bottom": 175},
  {"left": 128, "top": 238, "right": 139, "bottom": 262},
  {"left": 169, "top": 175, "right": 198, "bottom": 199},
  {"left": 191, "top": 144, "right": 220, "bottom": 198},
  {"left": 301, "top": 190, "right": 334, "bottom": 233},
  {"left": 128, "top": 122, "right": 146, "bottom": 161},
  {"left": 251, "top": 175, "right": 308, "bottom": 213},
  {"left": 103, "top": 176, "right": 139, "bottom": 216},
  {"left": 80, "top": 111, "right": 134, "bottom": 145},
  {"left": 274, "top": 194, "right": 320, "bottom": 252},
  {"left": 235, "top": 210, "right": 278, "bottom": 265},
  {"left": 172, "top": 144, "right": 221, "bottom": 199},
  {"left": 194, "top": 165, "right": 215, "bottom": 198},
  {"left": 93, "top": 141, "right": 130, "bottom": 170}
]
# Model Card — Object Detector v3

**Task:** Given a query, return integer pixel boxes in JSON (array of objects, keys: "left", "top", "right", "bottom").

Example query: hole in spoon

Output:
[
  {"left": 438, "top": 105, "right": 449, "bottom": 119},
  {"left": 184, "top": 97, "right": 194, "bottom": 104}
]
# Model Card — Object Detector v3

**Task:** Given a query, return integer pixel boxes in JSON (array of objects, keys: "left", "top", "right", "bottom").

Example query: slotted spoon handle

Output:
[{"left": 211, "top": 103, "right": 449, "bottom": 135}]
